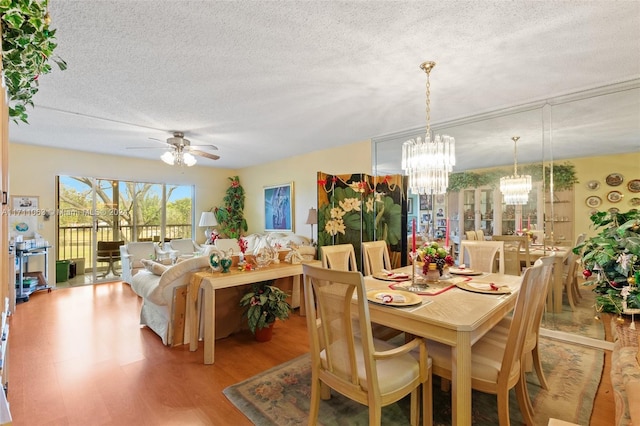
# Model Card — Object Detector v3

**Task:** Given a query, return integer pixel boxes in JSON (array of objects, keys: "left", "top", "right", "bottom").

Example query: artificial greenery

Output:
[
  {"left": 447, "top": 162, "right": 578, "bottom": 192},
  {"left": 239, "top": 281, "right": 291, "bottom": 334},
  {"left": 213, "top": 175, "right": 248, "bottom": 239},
  {"left": 1, "top": 0, "right": 67, "bottom": 123},
  {"left": 573, "top": 209, "right": 640, "bottom": 314}
]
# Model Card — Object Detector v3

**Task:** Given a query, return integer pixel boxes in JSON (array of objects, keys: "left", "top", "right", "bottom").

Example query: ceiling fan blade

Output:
[
  {"left": 190, "top": 149, "right": 220, "bottom": 160},
  {"left": 189, "top": 144, "right": 219, "bottom": 150},
  {"left": 126, "top": 146, "right": 171, "bottom": 150}
]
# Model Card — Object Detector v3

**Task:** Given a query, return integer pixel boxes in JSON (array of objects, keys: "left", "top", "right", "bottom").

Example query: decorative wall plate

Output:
[
  {"left": 608, "top": 207, "right": 620, "bottom": 214},
  {"left": 586, "top": 180, "right": 600, "bottom": 190},
  {"left": 605, "top": 173, "right": 624, "bottom": 186},
  {"left": 589, "top": 209, "right": 599, "bottom": 216},
  {"left": 585, "top": 196, "right": 602, "bottom": 208},
  {"left": 607, "top": 191, "right": 623, "bottom": 203},
  {"left": 628, "top": 179, "right": 640, "bottom": 193},
  {"left": 630, "top": 197, "right": 640, "bottom": 207}
]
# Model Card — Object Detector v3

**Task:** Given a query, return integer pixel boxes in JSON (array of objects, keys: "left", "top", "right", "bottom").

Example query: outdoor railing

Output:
[{"left": 58, "top": 224, "right": 192, "bottom": 269}]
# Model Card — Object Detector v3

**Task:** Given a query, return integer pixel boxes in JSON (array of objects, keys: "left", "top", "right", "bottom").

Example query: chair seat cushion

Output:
[
  {"left": 427, "top": 333, "right": 520, "bottom": 385},
  {"left": 321, "top": 337, "right": 428, "bottom": 395}
]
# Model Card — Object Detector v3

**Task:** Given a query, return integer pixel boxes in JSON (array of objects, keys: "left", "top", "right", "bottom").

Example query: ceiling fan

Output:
[{"left": 129, "top": 131, "right": 220, "bottom": 166}]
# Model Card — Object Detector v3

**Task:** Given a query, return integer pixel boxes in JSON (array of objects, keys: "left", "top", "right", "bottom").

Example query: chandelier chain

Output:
[{"left": 512, "top": 136, "right": 520, "bottom": 176}]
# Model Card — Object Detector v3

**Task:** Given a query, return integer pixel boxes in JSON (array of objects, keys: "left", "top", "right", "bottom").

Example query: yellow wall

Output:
[
  {"left": 572, "top": 151, "right": 640, "bottom": 239},
  {"left": 8, "top": 140, "right": 372, "bottom": 273},
  {"left": 237, "top": 140, "right": 372, "bottom": 237}
]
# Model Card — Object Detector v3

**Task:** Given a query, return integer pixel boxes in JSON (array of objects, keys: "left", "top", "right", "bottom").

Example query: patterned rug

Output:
[
  {"left": 541, "top": 284, "right": 605, "bottom": 340},
  {"left": 224, "top": 337, "right": 603, "bottom": 425}
]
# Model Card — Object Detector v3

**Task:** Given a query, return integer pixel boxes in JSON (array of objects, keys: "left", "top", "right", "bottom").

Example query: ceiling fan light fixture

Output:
[
  {"left": 183, "top": 152, "right": 197, "bottom": 167},
  {"left": 160, "top": 151, "right": 175, "bottom": 165}
]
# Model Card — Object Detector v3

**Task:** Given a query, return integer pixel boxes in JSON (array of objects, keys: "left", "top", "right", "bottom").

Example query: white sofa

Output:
[
  {"left": 243, "top": 232, "right": 316, "bottom": 259},
  {"left": 120, "top": 241, "right": 171, "bottom": 284},
  {"left": 165, "top": 238, "right": 204, "bottom": 257},
  {"left": 129, "top": 254, "right": 248, "bottom": 345}
]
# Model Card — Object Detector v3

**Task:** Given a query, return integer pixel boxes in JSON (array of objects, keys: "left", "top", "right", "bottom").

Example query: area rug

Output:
[
  {"left": 541, "top": 284, "right": 605, "bottom": 340},
  {"left": 223, "top": 337, "right": 604, "bottom": 425}
]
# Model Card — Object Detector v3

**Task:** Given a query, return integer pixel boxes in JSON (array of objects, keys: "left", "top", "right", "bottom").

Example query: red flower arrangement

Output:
[{"left": 238, "top": 237, "right": 248, "bottom": 254}]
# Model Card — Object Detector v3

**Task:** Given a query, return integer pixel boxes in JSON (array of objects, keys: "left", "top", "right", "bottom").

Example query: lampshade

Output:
[
  {"left": 160, "top": 150, "right": 197, "bottom": 167},
  {"left": 199, "top": 211, "right": 218, "bottom": 227},
  {"left": 305, "top": 207, "right": 317, "bottom": 225}
]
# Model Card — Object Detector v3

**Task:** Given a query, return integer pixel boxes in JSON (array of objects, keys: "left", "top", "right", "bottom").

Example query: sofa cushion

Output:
[
  {"left": 141, "top": 259, "right": 169, "bottom": 275},
  {"left": 130, "top": 270, "right": 161, "bottom": 302}
]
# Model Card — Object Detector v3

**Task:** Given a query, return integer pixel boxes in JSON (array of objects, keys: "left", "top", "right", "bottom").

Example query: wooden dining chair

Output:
[
  {"left": 475, "top": 229, "right": 485, "bottom": 240},
  {"left": 492, "top": 235, "right": 532, "bottom": 276},
  {"left": 361, "top": 240, "right": 392, "bottom": 276},
  {"left": 320, "top": 244, "right": 358, "bottom": 271},
  {"left": 302, "top": 264, "right": 432, "bottom": 426},
  {"left": 426, "top": 261, "right": 550, "bottom": 426},
  {"left": 459, "top": 240, "right": 505, "bottom": 274},
  {"left": 491, "top": 255, "right": 555, "bottom": 417},
  {"left": 464, "top": 230, "right": 477, "bottom": 241}
]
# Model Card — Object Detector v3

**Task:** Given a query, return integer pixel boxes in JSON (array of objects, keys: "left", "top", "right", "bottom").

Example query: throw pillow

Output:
[{"left": 141, "top": 258, "right": 168, "bottom": 276}]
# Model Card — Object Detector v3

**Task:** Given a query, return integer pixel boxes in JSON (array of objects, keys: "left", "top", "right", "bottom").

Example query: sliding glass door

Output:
[{"left": 57, "top": 176, "right": 194, "bottom": 284}]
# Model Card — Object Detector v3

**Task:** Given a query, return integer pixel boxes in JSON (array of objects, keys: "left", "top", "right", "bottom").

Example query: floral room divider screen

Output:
[{"left": 317, "top": 172, "right": 408, "bottom": 272}]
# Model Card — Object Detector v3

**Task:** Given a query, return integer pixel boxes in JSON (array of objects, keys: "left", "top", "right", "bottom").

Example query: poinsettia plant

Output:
[
  {"left": 574, "top": 209, "right": 640, "bottom": 314},
  {"left": 214, "top": 176, "right": 248, "bottom": 239}
]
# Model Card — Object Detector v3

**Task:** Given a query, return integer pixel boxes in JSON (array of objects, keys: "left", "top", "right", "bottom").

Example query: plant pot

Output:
[{"left": 255, "top": 323, "right": 274, "bottom": 342}]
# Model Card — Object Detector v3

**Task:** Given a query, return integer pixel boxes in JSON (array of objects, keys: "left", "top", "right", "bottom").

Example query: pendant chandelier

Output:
[
  {"left": 500, "top": 136, "right": 531, "bottom": 205},
  {"left": 402, "top": 61, "right": 456, "bottom": 195}
]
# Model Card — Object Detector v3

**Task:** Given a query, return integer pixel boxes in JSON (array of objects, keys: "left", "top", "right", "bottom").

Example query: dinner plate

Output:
[
  {"left": 372, "top": 271, "right": 411, "bottom": 282},
  {"left": 607, "top": 190, "right": 623, "bottom": 203},
  {"left": 605, "top": 173, "right": 623, "bottom": 187},
  {"left": 586, "top": 180, "right": 600, "bottom": 190},
  {"left": 628, "top": 179, "right": 640, "bottom": 193},
  {"left": 456, "top": 281, "right": 511, "bottom": 294},
  {"left": 585, "top": 195, "right": 602, "bottom": 208},
  {"left": 366, "top": 289, "right": 422, "bottom": 306},
  {"left": 449, "top": 267, "right": 483, "bottom": 276}
]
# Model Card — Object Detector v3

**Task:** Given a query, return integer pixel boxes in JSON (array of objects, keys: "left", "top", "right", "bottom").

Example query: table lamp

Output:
[
  {"left": 305, "top": 207, "right": 317, "bottom": 243},
  {"left": 198, "top": 211, "right": 218, "bottom": 241}
]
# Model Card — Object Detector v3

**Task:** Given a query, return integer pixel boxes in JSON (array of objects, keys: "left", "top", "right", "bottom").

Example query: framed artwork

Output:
[
  {"left": 419, "top": 194, "right": 432, "bottom": 210},
  {"left": 408, "top": 198, "right": 414, "bottom": 214},
  {"left": 11, "top": 195, "right": 39, "bottom": 211},
  {"left": 264, "top": 182, "right": 294, "bottom": 232}
]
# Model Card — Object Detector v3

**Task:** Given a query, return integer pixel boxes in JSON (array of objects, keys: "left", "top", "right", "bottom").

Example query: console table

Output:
[
  {"left": 15, "top": 246, "right": 52, "bottom": 302},
  {"left": 187, "top": 261, "right": 318, "bottom": 364}
]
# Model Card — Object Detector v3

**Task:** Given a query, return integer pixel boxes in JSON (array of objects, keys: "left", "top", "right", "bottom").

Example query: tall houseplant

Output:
[
  {"left": 574, "top": 209, "right": 640, "bottom": 314},
  {"left": 1, "top": 0, "right": 67, "bottom": 123},
  {"left": 213, "top": 175, "right": 247, "bottom": 239}
]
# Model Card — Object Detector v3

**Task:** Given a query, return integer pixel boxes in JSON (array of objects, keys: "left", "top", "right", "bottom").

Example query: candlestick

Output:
[
  {"left": 412, "top": 218, "right": 416, "bottom": 253},
  {"left": 445, "top": 218, "right": 450, "bottom": 248},
  {"left": 527, "top": 215, "right": 530, "bottom": 230}
]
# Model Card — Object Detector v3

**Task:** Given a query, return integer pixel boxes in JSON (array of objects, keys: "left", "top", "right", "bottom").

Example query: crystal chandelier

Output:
[
  {"left": 500, "top": 136, "right": 531, "bottom": 205},
  {"left": 402, "top": 61, "right": 456, "bottom": 195},
  {"left": 160, "top": 148, "right": 197, "bottom": 167}
]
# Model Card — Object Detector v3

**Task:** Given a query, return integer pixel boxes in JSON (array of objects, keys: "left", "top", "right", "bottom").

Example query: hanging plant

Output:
[
  {"left": 213, "top": 176, "right": 248, "bottom": 239},
  {"left": 1, "top": 0, "right": 67, "bottom": 123}
]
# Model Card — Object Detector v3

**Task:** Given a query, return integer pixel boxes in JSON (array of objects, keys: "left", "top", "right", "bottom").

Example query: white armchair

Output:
[
  {"left": 166, "top": 238, "right": 203, "bottom": 258},
  {"left": 120, "top": 242, "right": 170, "bottom": 284}
]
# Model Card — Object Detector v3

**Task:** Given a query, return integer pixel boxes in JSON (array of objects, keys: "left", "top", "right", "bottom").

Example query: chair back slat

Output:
[
  {"left": 320, "top": 244, "right": 358, "bottom": 271},
  {"left": 361, "top": 241, "right": 391, "bottom": 276},
  {"left": 459, "top": 240, "right": 505, "bottom": 274}
]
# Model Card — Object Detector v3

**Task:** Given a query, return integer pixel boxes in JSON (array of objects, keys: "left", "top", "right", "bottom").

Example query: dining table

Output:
[
  {"left": 363, "top": 267, "right": 522, "bottom": 426},
  {"left": 527, "top": 244, "right": 571, "bottom": 313}
]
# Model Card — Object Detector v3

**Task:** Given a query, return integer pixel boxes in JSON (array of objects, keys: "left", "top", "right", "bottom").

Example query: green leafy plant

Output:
[
  {"left": 1, "top": 0, "right": 67, "bottom": 123},
  {"left": 573, "top": 209, "right": 640, "bottom": 313},
  {"left": 239, "top": 281, "right": 291, "bottom": 334},
  {"left": 213, "top": 176, "right": 247, "bottom": 239},
  {"left": 447, "top": 162, "right": 578, "bottom": 192}
]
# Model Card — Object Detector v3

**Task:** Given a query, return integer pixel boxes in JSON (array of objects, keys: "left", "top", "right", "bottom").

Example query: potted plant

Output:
[
  {"left": 239, "top": 280, "right": 292, "bottom": 341},
  {"left": 574, "top": 209, "right": 640, "bottom": 315}
]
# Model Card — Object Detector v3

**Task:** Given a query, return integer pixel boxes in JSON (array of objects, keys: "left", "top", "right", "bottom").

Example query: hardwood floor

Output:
[{"left": 6, "top": 281, "right": 615, "bottom": 425}]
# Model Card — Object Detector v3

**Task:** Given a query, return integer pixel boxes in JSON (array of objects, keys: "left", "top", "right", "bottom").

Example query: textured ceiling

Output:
[{"left": 8, "top": 1, "right": 640, "bottom": 171}]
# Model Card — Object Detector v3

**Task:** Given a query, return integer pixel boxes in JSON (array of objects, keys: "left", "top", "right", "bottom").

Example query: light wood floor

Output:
[{"left": 7, "top": 281, "right": 615, "bottom": 425}]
